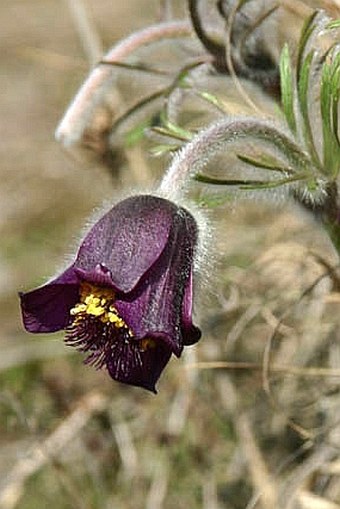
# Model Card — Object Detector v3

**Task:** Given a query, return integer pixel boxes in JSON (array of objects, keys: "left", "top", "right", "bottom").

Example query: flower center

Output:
[
  {"left": 70, "top": 282, "right": 132, "bottom": 331},
  {"left": 65, "top": 282, "right": 156, "bottom": 369}
]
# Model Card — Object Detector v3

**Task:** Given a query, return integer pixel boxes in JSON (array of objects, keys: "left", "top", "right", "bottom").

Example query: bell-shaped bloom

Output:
[{"left": 20, "top": 195, "right": 201, "bottom": 392}]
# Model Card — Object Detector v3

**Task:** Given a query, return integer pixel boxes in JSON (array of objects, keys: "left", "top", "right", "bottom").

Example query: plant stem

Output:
[
  {"left": 56, "top": 20, "right": 192, "bottom": 146},
  {"left": 159, "top": 117, "right": 311, "bottom": 200}
]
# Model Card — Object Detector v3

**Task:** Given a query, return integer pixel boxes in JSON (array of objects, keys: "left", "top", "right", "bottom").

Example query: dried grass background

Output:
[{"left": 1, "top": 1, "right": 340, "bottom": 508}]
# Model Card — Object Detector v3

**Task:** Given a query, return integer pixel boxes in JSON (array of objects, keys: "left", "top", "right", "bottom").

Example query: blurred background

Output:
[{"left": 1, "top": 1, "right": 340, "bottom": 508}]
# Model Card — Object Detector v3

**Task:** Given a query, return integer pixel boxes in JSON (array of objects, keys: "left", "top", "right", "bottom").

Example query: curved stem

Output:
[
  {"left": 56, "top": 20, "right": 192, "bottom": 147},
  {"left": 224, "top": 0, "right": 263, "bottom": 115},
  {"left": 188, "top": 0, "right": 226, "bottom": 71},
  {"left": 159, "top": 117, "right": 312, "bottom": 199}
]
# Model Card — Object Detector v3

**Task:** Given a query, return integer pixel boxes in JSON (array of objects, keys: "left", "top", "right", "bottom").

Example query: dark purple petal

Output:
[
  {"left": 64, "top": 305, "right": 172, "bottom": 392},
  {"left": 106, "top": 340, "right": 172, "bottom": 393},
  {"left": 19, "top": 194, "right": 202, "bottom": 392},
  {"left": 75, "top": 196, "right": 178, "bottom": 293},
  {"left": 74, "top": 263, "right": 115, "bottom": 287},
  {"left": 20, "top": 267, "right": 79, "bottom": 333},
  {"left": 181, "top": 270, "right": 201, "bottom": 345},
  {"left": 114, "top": 204, "right": 200, "bottom": 356}
]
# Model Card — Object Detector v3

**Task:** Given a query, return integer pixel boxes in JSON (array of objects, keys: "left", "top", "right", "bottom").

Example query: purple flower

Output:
[{"left": 20, "top": 195, "right": 201, "bottom": 392}]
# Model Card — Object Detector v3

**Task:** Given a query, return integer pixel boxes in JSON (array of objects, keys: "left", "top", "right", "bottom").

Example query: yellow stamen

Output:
[
  {"left": 70, "top": 303, "right": 87, "bottom": 315},
  {"left": 70, "top": 282, "right": 133, "bottom": 335}
]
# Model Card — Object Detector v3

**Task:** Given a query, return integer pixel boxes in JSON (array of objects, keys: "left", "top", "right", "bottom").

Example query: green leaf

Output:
[
  {"left": 320, "top": 47, "right": 340, "bottom": 176},
  {"left": 194, "top": 172, "right": 308, "bottom": 190},
  {"left": 172, "top": 58, "right": 209, "bottom": 89},
  {"left": 149, "top": 144, "right": 179, "bottom": 157},
  {"left": 234, "top": 121, "right": 313, "bottom": 172},
  {"left": 197, "top": 194, "right": 235, "bottom": 208},
  {"left": 111, "top": 88, "right": 167, "bottom": 134},
  {"left": 196, "top": 91, "right": 226, "bottom": 112},
  {"left": 124, "top": 120, "right": 151, "bottom": 147},
  {"left": 279, "top": 44, "right": 297, "bottom": 134},
  {"left": 195, "top": 175, "right": 265, "bottom": 186},
  {"left": 111, "top": 58, "right": 208, "bottom": 136},
  {"left": 297, "top": 10, "right": 318, "bottom": 81},
  {"left": 233, "top": 122, "right": 313, "bottom": 171},
  {"left": 326, "top": 20, "right": 340, "bottom": 30},
  {"left": 162, "top": 120, "right": 193, "bottom": 140},
  {"left": 99, "top": 60, "right": 169, "bottom": 76},
  {"left": 151, "top": 125, "right": 192, "bottom": 142},
  {"left": 149, "top": 114, "right": 193, "bottom": 154},
  {"left": 237, "top": 152, "right": 293, "bottom": 173},
  {"left": 297, "top": 49, "right": 321, "bottom": 167}
]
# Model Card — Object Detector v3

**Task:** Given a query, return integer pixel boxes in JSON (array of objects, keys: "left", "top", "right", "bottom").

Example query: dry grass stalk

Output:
[
  {"left": 202, "top": 476, "right": 221, "bottom": 509},
  {"left": 0, "top": 392, "right": 107, "bottom": 509},
  {"left": 298, "top": 490, "right": 340, "bottom": 509},
  {"left": 167, "top": 348, "right": 198, "bottom": 436},
  {"left": 145, "top": 460, "right": 168, "bottom": 509},
  {"left": 63, "top": 0, "right": 104, "bottom": 65},
  {"left": 279, "top": 446, "right": 336, "bottom": 508},
  {"left": 187, "top": 361, "right": 340, "bottom": 378},
  {"left": 236, "top": 414, "right": 278, "bottom": 509},
  {"left": 112, "top": 420, "right": 138, "bottom": 480},
  {"left": 0, "top": 340, "right": 72, "bottom": 373}
]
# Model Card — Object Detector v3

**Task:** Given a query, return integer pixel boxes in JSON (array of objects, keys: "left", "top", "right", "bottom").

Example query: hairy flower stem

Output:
[
  {"left": 159, "top": 117, "right": 311, "bottom": 200},
  {"left": 56, "top": 20, "right": 192, "bottom": 146}
]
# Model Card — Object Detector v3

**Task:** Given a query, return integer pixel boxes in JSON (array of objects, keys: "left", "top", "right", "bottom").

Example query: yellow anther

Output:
[
  {"left": 108, "top": 312, "right": 118, "bottom": 322},
  {"left": 86, "top": 304, "right": 105, "bottom": 316},
  {"left": 84, "top": 295, "right": 93, "bottom": 305},
  {"left": 69, "top": 282, "right": 133, "bottom": 336},
  {"left": 70, "top": 303, "right": 87, "bottom": 315},
  {"left": 108, "top": 312, "right": 124, "bottom": 328}
]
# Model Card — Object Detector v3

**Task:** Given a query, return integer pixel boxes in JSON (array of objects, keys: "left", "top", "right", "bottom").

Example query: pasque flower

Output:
[{"left": 20, "top": 195, "right": 201, "bottom": 392}]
